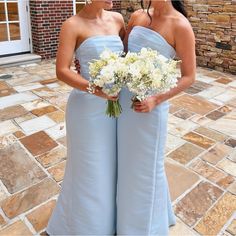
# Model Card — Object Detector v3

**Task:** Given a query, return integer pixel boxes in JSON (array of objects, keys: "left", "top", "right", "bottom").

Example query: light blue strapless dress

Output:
[
  {"left": 47, "top": 35, "right": 124, "bottom": 235},
  {"left": 117, "top": 26, "right": 176, "bottom": 235}
]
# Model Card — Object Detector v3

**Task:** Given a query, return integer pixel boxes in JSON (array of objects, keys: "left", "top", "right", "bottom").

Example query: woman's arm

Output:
[
  {"left": 56, "top": 19, "right": 89, "bottom": 92},
  {"left": 159, "top": 20, "right": 196, "bottom": 102},
  {"left": 134, "top": 20, "right": 196, "bottom": 113},
  {"left": 56, "top": 19, "right": 117, "bottom": 101}
]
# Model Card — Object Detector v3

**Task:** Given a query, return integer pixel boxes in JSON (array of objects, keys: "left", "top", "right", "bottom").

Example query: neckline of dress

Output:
[
  {"left": 132, "top": 26, "right": 176, "bottom": 53},
  {"left": 75, "top": 35, "right": 121, "bottom": 54}
]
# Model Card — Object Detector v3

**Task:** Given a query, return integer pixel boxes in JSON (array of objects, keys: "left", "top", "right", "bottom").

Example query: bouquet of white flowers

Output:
[
  {"left": 89, "top": 49, "right": 127, "bottom": 118},
  {"left": 124, "top": 48, "right": 180, "bottom": 105}
]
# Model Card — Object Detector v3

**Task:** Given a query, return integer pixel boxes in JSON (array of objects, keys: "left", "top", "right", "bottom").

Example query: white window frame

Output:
[{"left": 73, "top": 0, "right": 86, "bottom": 15}]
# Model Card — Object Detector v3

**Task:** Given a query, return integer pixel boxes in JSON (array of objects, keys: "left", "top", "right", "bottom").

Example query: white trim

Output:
[
  {"left": 0, "top": 0, "right": 31, "bottom": 56},
  {"left": 26, "top": 0, "right": 33, "bottom": 53},
  {"left": 73, "top": 0, "right": 86, "bottom": 15}
]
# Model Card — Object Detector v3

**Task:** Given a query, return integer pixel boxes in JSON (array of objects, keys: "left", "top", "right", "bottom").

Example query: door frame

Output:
[{"left": 0, "top": 0, "right": 32, "bottom": 57}]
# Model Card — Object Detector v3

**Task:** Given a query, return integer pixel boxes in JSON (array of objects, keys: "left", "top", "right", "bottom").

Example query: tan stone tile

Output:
[
  {"left": 20, "top": 131, "right": 58, "bottom": 156},
  {"left": 190, "top": 114, "right": 212, "bottom": 125},
  {"left": 228, "top": 181, "right": 236, "bottom": 195},
  {"left": 166, "top": 134, "right": 185, "bottom": 151},
  {"left": 174, "top": 109, "right": 195, "bottom": 120},
  {"left": 31, "top": 105, "right": 58, "bottom": 117},
  {"left": 46, "top": 95, "right": 69, "bottom": 110},
  {"left": 26, "top": 200, "right": 56, "bottom": 232},
  {"left": 192, "top": 80, "right": 212, "bottom": 91},
  {"left": 48, "top": 161, "right": 66, "bottom": 182},
  {"left": 228, "top": 150, "right": 236, "bottom": 163},
  {"left": 40, "top": 78, "right": 58, "bottom": 85},
  {"left": 165, "top": 160, "right": 199, "bottom": 201},
  {"left": 0, "top": 221, "right": 32, "bottom": 235},
  {"left": 216, "top": 78, "right": 232, "bottom": 84},
  {"left": 194, "top": 193, "right": 236, "bottom": 236},
  {"left": 0, "top": 105, "right": 28, "bottom": 122},
  {"left": 167, "top": 143, "right": 204, "bottom": 165},
  {"left": 22, "top": 99, "right": 51, "bottom": 111},
  {"left": 190, "top": 159, "right": 231, "bottom": 185},
  {"left": 36, "top": 146, "right": 66, "bottom": 168},
  {"left": 218, "top": 105, "right": 233, "bottom": 114},
  {"left": 13, "top": 131, "right": 25, "bottom": 139},
  {"left": 0, "top": 81, "right": 10, "bottom": 91},
  {"left": 0, "top": 214, "right": 6, "bottom": 227},
  {"left": 201, "top": 143, "right": 232, "bottom": 165},
  {"left": 0, "top": 88, "right": 16, "bottom": 97},
  {"left": 0, "top": 120, "right": 18, "bottom": 136},
  {"left": 183, "top": 132, "right": 216, "bottom": 149},
  {"left": 1, "top": 178, "right": 60, "bottom": 219},
  {"left": 0, "top": 135, "right": 17, "bottom": 150},
  {"left": 170, "top": 94, "right": 219, "bottom": 115},
  {"left": 57, "top": 136, "right": 66, "bottom": 147},
  {"left": 207, "top": 112, "right": 236, "bottom": 138},
  {"left": 175, "top": 181, "right": 223, "bottom": 226},
  {"left": 0, "top": 143, "right": 47, "bottom": 194},
  {"left": 169, "top": 119, "right": 198, "bottom": 137},
  {"left": 32, "top": 87, "right": 61, "bottom": 98},
  {"left": 14, "top": 113, "right": 36, "bottom": 124},
  {"left": 185, "top": 87, "right": 201, "bottom": 95},
  {"left": 206, "top": 110, "right": 225, "bottom": 120},
  {"left": 47, "top": 110, "right": 65, "bottom": 123},
  {"left": 169, "top": 218, "right": 197, "bottom": 236},
  {"left": 227, "top": 98, "right": 236, "bottom": 108},
  {"left": 194, "top": 126, "right": 227, "bottom": 142},
  {"left": 217, "top": 175, "right": 235, "bottom": 189},
  {"left": 217, "top": 159, "right": 236, "bottom": 177},
  {"left": 214, "top": 89, "right": 236, "bottom": 103},
  {"left": 169, "top": 105, "right": 182, "bottom": 114},
  {"left": 226, "top": 219, "right": 236, "bottom": 236}
]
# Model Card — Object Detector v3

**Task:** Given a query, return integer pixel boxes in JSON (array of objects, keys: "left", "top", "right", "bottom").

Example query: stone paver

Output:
[
  {"left": 0, "top": 143, "right": 46, "bottom": 193},
  {"left": 0, "top": 61, "right": 235, "bottom": 235}
]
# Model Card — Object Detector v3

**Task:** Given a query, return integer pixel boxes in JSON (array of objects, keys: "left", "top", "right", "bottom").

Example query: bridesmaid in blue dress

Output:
[
  {"left": 117, "top": 0, "right": 196, "bottom": 235},
  {"left": 46, "top": 1, "right": 125, "bottom": 235}
]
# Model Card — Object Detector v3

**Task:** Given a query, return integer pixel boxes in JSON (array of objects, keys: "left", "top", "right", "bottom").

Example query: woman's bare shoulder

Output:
[
  {"left": 173, "top": 13, "right": 193, "bottom": 35},
  {"left": 60, "top": 15, "right": 85, "bottom": 36}
]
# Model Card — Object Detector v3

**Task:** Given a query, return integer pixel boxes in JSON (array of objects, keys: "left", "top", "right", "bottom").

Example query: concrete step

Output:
[{"left": 0, "top": 53, "right": 42, "bottom": 68}]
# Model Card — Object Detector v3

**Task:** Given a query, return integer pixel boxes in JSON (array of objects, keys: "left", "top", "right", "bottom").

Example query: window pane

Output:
[
  {"left": 76, "top": 3, "right": 85, "bottom": 13},
  {"left": 7, "top": 2, "right": 19, "bottom": 21},
  {"left": 0, "top": 23, "right": 8, "bottom": 41},
  {"left": 0, "top": 3, "right": 6, "bottom": 21},
  {"left": 9, "top": 22, "right": 20, "bottom": 40}
]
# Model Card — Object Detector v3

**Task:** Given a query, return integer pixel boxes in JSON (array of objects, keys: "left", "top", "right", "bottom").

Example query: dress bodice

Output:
[
  {"left": 75, "top": 35, "right": 124, "bottom": 80},
  {"left": 128, "top": 26, "right": 176, "bottom": 59}
]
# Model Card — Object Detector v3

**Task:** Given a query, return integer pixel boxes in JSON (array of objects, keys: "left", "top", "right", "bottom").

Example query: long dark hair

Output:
[{"left": 141, "top": 0, "right": 188, "bottom": 22}]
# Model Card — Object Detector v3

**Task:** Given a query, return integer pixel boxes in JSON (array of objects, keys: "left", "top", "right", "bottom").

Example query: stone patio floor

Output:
[{"left": 0, "top": 60, "right": 235, "bottom": 236}]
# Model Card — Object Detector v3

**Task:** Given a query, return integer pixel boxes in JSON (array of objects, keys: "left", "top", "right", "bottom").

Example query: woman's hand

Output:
[
  {"left": 133, "top": 94, "right": 166, "bottom": 113},
  {"left": 94, "top": 87, "right": 118, "bottom": 101}
]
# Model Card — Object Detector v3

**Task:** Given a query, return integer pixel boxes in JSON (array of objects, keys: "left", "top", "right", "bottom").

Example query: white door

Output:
[{"left": 0, "top": 0, "right": 30, "bottom": 56}]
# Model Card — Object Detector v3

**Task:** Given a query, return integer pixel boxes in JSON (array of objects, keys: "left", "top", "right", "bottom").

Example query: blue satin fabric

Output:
[
  {"left": 47, "top": 35, "right": 124, "bottom": 235},
  {"left": 117, "top": 26, "right": 176, "bottom": 235}
]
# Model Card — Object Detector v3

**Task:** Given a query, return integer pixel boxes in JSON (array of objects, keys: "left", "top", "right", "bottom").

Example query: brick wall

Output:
[
  {"left": 186, "top": 0, "right": 236, "bottom": 74},
  {"left": 30, "top": 0, "right": 73, "bottom": 59},
  {"left": 113, "top": 0, "right": 121, "bottom": 12},
  {"left": 120, "top": 0, "right": 236, "bottom": 74},
  {"left": 30, "top": 0, "right": 121, "bottom": 59}
]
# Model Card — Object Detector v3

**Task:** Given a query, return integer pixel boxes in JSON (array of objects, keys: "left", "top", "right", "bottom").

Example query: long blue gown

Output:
[
  {"left": 117, "top": 26, "right": 177, "bottom": 235},
  {"left": 46, "top": 35, "right": 124, "bottom": 235}
]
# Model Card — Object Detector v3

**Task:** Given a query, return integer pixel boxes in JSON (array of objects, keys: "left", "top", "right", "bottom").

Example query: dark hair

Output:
[{"left": 141, "top": 0, "right": 187, "bottom": 22}]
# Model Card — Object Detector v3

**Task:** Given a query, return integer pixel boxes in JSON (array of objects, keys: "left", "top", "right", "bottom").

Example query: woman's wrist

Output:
[{"left": 154, "top": 93, "right": 168, "bottom": 105}]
